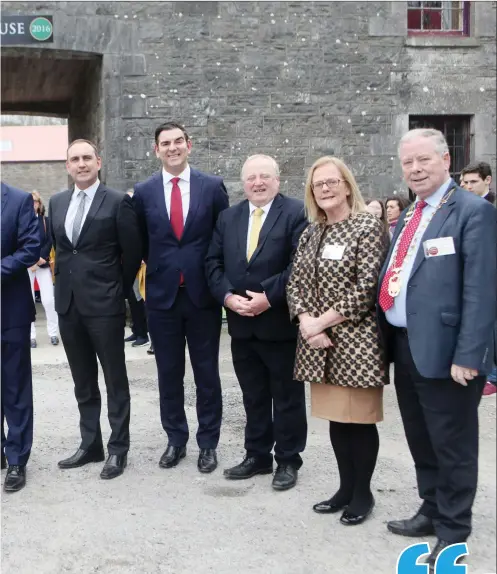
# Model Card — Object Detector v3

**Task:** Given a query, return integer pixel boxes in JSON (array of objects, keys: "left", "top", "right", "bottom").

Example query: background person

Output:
[
  {"left": 460, "top": 161, "right": 496, "bottom": 396},
  {"left": 28, "top": 190, "right": 59, "bottom": 348},
  {"left": 287, "top": 157, "right": 389, "bottom": 525},
  {"left": 385, "top": 195, "right": 411, "bottom": 239}
]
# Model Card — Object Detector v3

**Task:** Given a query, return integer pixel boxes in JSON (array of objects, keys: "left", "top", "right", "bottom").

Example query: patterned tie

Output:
[
  {"left": 247, "top": 207, "right": 264, "bottom": 261},
  {"left": 170, "top": 177, "right": 184, "bottom": 284},
  {"left": 379, "top": 200, "right": 427, "bottom": 312},
  {"left": 71, "top": 190, "right": 87, "bottom": 245}
]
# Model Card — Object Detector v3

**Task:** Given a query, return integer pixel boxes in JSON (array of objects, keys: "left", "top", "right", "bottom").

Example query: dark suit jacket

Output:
[
  {"left": 484, "top": 190, "right": 496, "bottom": 205},
  {"left": 1, "top": 182, "right": 41, "bottom": 330},
  {"left": 48, "top": 184, "right": 142, "bottom": 316},
  {"left": 37, "top": 214, "right": 53, "bottom": 267},
  {"left": 133, "top": 168, "right": 229, "bottom": 310},
  {"left": 377, "top": 183, "right": 497, "bottom": 378},
  {"left": 206, "top": 193, "right": 308, "bottom": 341}
]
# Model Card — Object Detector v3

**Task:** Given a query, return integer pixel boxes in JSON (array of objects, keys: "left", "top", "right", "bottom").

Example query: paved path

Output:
[{"left": 2, "top": 310, "right": 496, "bottom": 573}]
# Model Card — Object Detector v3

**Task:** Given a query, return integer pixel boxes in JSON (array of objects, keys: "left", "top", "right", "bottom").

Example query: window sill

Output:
[{"left": 405, "top": 36, "right": 481, "bottom": 48}]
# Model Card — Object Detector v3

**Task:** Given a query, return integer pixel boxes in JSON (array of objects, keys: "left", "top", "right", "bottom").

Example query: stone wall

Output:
[
  {"left": 0, "top": 161, "right": 68, "bottom": 202},
  {"left": 2, "top": 1, "right": 495, "bottom": 201}
]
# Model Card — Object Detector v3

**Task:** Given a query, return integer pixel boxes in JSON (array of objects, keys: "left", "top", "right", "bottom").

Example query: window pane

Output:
[{"left": 408, "top": 0, "right": 466, "bottom": 32}]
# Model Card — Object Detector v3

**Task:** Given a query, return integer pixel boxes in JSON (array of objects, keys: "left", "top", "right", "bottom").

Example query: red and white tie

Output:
[
  {"left": 379, "top": 200, "right": 427, "bottom": 312},
  {"left": 170, "top": 177, "right": 184, "bottom": 284}
]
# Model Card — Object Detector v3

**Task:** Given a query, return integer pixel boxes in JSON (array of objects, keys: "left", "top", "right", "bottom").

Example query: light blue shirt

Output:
[
  {"left": 385, "top": 178, "right": 452, "bottom": 327},
  {"left": 64, "top": 179, "right": 100, "bottom": 241}
]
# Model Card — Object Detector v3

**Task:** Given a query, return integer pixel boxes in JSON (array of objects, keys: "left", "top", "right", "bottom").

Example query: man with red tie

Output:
[
  {"left": 133, "top": 122, "right": 229, "bottom": 473},
  {"left": 377, "top": 128, "right": 496, "bottom": 570}
]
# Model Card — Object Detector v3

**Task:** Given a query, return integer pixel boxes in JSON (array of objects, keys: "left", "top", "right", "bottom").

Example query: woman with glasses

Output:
[
  {"left": 28, "top": 191, "right": 59, "bottom": 347},
  {"left": 287, "top": 157, "right": 389, "bottom": 526}
]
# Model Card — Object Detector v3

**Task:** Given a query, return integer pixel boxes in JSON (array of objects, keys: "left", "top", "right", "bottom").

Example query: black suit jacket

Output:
[
  {"left": 37, "top": 214, "right": 53, "bottom": 267},
  {"left": 206, "top": 193, "right": 308, "bottom": 341},
  {"left": 48, "top": 184, "right": 142, "bottom": 316}
]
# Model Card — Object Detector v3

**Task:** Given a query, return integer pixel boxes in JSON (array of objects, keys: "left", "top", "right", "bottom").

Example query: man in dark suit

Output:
[
  {"left": 206, "top": 154, "right": 308, "bottom": 491},
  {"left": 1, "top": 182, "right": 41, "bottom": 492},
  {"left": 49, "top": 139, "right": 142, "bottom": 480},
  {"left": 133, "top": 122, "right": 229, "bottom": 473},
  {"left": 377, "top": 129, "right": 496, "bottom": 569}
]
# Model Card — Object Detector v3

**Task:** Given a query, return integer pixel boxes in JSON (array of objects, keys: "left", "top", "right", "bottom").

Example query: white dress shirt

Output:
[
  {"left": 246, "top": 199, "right": 274, "bottom": 258},
  {"left": 162, "top": 165, "right": 191, "bottom": 224},
  {"left": 64, "top": 179, "right": 100, "bottom": 241},
  {"left": 385, "top": 178, "right": 452, "bottom": 327}
]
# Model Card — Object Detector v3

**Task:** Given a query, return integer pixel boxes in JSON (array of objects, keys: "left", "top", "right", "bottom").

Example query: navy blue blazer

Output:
[
  {"left": 133, "top": 168, "right": 229, "bottom": 310},
  {"left": 1, "top": 182, "right": 41, "bottom": 330},
  {"left": 205, "top": 194, "right": 308, "bottom": 341},
  {"left": 377, "top": 183, "right": 497, "bottom": 378}
]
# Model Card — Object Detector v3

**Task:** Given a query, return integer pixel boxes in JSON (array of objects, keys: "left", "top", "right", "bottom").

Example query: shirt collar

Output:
[
  {"left": 162, "top": 165, "right": 191, "bottom": 184},
  {"left": 417, "top": 178, "right": 452, "bottom": 208},
  {"left": 74, "top": 178, "right": 100, "bottom": 200},
  {"left": 249, "top": 199, "right": 274, "bottom": 215}
]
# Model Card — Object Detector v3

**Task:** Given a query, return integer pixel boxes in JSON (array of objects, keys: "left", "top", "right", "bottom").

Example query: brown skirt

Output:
[{"left": 310, "top": 383, "right": 383, "bottom": 424}]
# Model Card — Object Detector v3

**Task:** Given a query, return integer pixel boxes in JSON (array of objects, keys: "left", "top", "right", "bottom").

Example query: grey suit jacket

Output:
[{"left": 377, "top": 183, "right": 497, "bottom": 378}]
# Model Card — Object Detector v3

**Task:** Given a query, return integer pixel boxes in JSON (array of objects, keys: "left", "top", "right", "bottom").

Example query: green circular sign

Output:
[{"left": 29, "top": 17, "right": 52, "bottom": 41}]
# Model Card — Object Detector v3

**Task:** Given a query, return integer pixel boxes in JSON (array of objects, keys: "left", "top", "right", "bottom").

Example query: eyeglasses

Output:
[{"left": 311, "top": 178, "right": 343, "bottom": 191}]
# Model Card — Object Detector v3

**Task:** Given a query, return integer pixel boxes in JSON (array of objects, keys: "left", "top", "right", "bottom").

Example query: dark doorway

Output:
[{"left": 1, "top": 48, "right": 103, "bottom": 155}]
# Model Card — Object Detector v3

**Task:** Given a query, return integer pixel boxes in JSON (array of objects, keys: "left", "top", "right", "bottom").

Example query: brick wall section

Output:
[
  {"left": 2, "top": 1, "right": 495, "bottom": 202},
  {"left": 0, "top": 161, "right": 68, "bottom": 203}
]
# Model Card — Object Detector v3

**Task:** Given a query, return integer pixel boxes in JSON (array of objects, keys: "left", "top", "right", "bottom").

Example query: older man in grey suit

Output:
[{"left": 377, "top": 128, "right": 496, "bottom": 570}]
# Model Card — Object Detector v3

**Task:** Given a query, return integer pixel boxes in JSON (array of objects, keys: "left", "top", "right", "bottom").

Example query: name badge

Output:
[
  {"left": 423, "top": 237, "right": 456, "bottom": 258},
  {"left": 322, "top": 244, "right": 345, "bottom": 260}
]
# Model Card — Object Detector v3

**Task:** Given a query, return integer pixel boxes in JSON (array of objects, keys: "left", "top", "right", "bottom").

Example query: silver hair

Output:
[
  {"left": 398, "top": 128, "right": 449, "bottom": 157},
  {"left": 241, "top": 154, "right": 280, "bottom": 180}
]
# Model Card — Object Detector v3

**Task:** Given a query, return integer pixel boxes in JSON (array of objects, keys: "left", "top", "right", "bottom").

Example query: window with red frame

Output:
[{"left": 407, "top": 1, "right": 470, "bottom": 35}]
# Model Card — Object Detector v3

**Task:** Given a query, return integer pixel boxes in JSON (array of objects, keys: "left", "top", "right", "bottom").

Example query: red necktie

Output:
[
  {"left": 170, "top": 177, "right": 184, "bottom": 284},
  {"left": 379, "top": 200, "right": 427, "bottom": 312}
]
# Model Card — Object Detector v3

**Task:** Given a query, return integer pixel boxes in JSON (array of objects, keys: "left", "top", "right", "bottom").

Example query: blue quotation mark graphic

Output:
[{"left": 397, "top": 542, "right": 468, "bottom": 574}]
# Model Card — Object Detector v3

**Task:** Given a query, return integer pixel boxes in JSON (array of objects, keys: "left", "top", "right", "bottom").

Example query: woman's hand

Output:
[
  {"left": 307, "top": 333, "right": 333, "bottom": 349},
  {"left": 298, "top": 314, "right": 325, "bottom": 340}
]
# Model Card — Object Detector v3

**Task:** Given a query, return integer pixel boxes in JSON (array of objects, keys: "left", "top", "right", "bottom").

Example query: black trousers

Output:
[
  {"left": 1, "top": 325, "right": 33, "bottom": 466},
  {"left": 148, "top": 288, "right": 223, "bottom": 449},
  {"left": 58, "top": 300, "right": 130, "bottom": 456},
  {"left": 231, "top": 337, "right": 307, "bottom": 468},
  {"left": 393, "top": 329, "right": 484, "bottom": 543},
  {"left": 128, "top": 288, "right": 148, "bottom": 338}
]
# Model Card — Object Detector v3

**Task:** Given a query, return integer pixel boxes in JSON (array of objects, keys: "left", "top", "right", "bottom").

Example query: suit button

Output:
[{"left": 73, "top": 250, "right": 77, "bottom": 254}]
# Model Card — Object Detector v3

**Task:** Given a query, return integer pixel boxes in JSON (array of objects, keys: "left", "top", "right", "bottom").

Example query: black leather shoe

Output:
[
  {"left": 224, "top": 457, "right": 273, "bottom": 480},
  {"left": 272, "top": 465, "right": 298, "bottom": 491},
  {"left": 387, "top": 511, "right": 435, "bottom": 537},
  {"left": 4, "top": 465, "right": 26, "bottom": 492},
  {"left": 58, "top": 447, "right": 105, "bottom": 469},
  {"left": 147, "top": 345, "right": 155, "bottom": 355},
  {"left": 313, "top": 498, "right": 348, "bottom": 514},
  {"left": 198, "top": 448, "right": 217, "bottom": 473},
  {"left": 427, "top": 539, "right": 465, "bottom": 572},
  {"left": 340, "top": 497, "right": 375, "bottom": 526},
  {"left": 1, "top": 451, "right": 6, "bottom": 470},
  {"left": 100, "top": 454, "right": 127, "bottom": 480},
  {"left": 159, "top": 445, "right": 186, "bottom": 469}
]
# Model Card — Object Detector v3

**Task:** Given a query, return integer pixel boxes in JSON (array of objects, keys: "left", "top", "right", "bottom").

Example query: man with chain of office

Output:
[{"left": 376, "top": 128, "right": 496, "bottom": 571}]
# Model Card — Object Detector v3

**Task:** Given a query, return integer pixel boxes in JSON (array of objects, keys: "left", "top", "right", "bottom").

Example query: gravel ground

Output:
[{"left": 1, "top": 315, "right": 496, "bottom": 574}]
